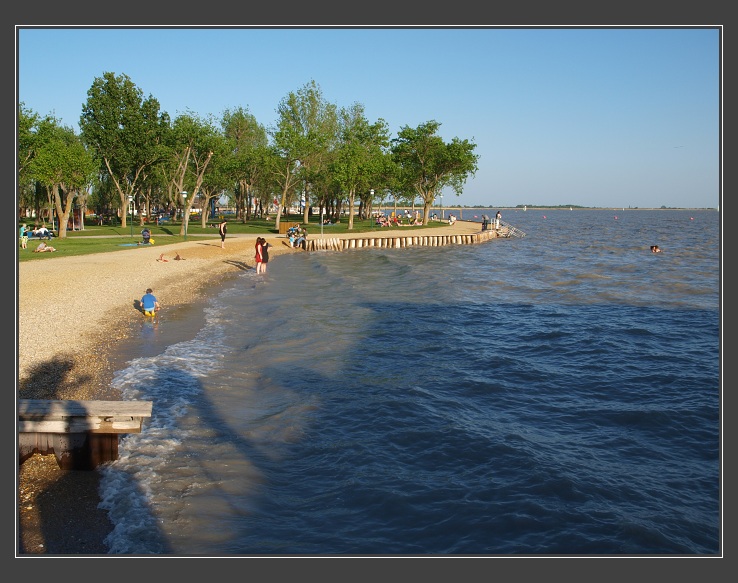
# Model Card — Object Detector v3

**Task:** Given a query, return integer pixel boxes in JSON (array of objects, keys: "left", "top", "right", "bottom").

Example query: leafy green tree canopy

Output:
[{"left": 392, "top": 120, "right": 479, "bottom": 224}]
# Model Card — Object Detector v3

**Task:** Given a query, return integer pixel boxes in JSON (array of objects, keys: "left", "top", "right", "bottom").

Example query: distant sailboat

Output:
[
  {"left": 570, "top": 207, "right": 572, "bottom": 211},
  {"left": 524, "top": 205, "right": 527, "bottom": 212}
]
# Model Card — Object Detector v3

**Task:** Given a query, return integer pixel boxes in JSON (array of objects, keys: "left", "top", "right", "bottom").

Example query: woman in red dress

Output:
[{"left": 255, "top": 237, "right": 264, "bottom": 273}]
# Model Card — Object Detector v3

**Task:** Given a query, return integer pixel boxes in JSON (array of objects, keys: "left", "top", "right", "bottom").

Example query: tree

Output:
[
  {"left": 221, "top": 107, "right": 268, "bottom": 221},
  {"left": 391, "top": 121, "right": 479, "bottom": 225},
  {"left": 290, "top": 81, "right": 338, "bottom": 224},
  {"left": 198, "top": 133, "right": 232, "bottom": 227},
  {"left": 80, "top": 72, "right": 168, "bottom": 229},
  {"left": 31, "top": 118, "right": 96, "bottom": 238},
  {"left": 268, "top": 115, "right": 303, "bottom": 230},
  {"left": 330, "top": 103, "right": 389, "bottom": 229},
  {"left": 269, "top": 80, "right": 337, "bottom": 230},
  {"left": 166, "top": 112, "right": 218, "bottom": 236},
  {"left": 18, "top": 104, "right": 43, "bottom": 219},
  {"left": 18, "top": 103, "right": 40, "bottom": 187},
  {"left": 262, "top": 145, "right": 300, "bottom": 228}
]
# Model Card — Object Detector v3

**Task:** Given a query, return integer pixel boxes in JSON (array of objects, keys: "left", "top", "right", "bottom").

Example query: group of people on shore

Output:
[
  {"left": 287, "top": 226, "right": 309, "bottom": 249},
  {"left": 375, "top": 214, "right": 422, "bottom": 227},
  {"left": 19, "top": 223, "right": 55, "bottom": 251},
  {"left": 255, "top": 237, "right": 271, "bottom": 273},
  {"left": 375, "top": 210, "right": 424, "bottom": 227}
]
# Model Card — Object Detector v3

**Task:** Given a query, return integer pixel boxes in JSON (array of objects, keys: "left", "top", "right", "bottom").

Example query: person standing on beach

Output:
[
  {"left": 261, "top": 238, "right": 271, "bottom": 272},
  {"left": 255, "top": 237, "right": 264, "bottom": 273},
  {"left": 218, "top": 219, "right": 227, "bottom": 249},
  {"left": 141, "top": 288, "right": 161, "bottom": 316}
]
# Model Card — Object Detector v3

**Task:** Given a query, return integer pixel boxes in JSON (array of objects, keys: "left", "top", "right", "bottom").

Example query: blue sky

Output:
[{"left": 17, "top": 26, "right": 721, "bottom": 209}]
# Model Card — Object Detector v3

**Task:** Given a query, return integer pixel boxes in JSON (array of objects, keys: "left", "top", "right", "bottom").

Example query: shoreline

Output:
[{"left": 16, "top": 221, "right": 483, "bottom": 555}]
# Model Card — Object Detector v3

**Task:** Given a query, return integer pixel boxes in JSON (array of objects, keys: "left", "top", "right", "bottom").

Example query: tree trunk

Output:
[
  {"left": 347, "top": 191, "right": 356, "bottom": 230},
  {"left": 423, "top": 201, "right": 432, "bottom": 225}
]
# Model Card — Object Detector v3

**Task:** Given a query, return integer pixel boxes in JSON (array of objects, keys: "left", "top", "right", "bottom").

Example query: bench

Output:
[
  {"left": 18, "top": 399, "right": 153, "bottom": 470},
  {"left": 278, "top": 221, "right": 300, "bottom": 235},
  {"left": 24, "top": 232, "right": 55, "bottom": 240}
]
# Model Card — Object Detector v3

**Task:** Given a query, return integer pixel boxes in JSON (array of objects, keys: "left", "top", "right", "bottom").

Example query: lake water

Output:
[{"left": 99, "top": 208, "right": 721, "bottom": 556}]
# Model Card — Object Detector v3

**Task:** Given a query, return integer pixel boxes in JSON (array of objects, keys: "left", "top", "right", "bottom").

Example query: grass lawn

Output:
[{"left": 18, "top": 215, "right": 453, "bottom": 261}]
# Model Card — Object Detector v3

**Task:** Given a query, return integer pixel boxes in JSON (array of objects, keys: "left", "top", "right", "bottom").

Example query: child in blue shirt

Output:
[{"left": 141, "top": 288, "right": 161, "bottom": 316}]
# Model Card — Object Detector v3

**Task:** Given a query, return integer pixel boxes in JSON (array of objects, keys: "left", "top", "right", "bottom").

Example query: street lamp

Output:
[
  {"left": 369, "top": 189, "right": 374, "bottom": 229},
  {"left": 181, "top": 191, "right": 188, "bottom": 241},
  {"left": 128, "top": 195, "right": 133, "bottom": 238},
  {"left": 440, "top": 193, "right": 444, "bottom": 220}
]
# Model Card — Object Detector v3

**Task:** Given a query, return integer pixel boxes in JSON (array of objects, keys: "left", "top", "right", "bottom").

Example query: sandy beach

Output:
[{"left": 16, "top": 220, "right": 484, "bottom": 555}]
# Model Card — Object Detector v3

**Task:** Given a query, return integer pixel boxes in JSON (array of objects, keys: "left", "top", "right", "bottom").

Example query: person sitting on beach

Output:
[
  {"left": 448, "top": 214, "right": 456, "bottom": 225},
  {"left": 295, "top": 228, "right": 308, "bottom": 250},
  {"left": 34, "top": 241, "right": 56, "bottom": 253},
  {"left": 141, "top": 288, "right": 161, "bottom": 316}
]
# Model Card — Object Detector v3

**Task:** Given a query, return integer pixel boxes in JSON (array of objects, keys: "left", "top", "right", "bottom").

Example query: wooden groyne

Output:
[{"left": 304, "top": 227, "right": 503, "bottom": 252}]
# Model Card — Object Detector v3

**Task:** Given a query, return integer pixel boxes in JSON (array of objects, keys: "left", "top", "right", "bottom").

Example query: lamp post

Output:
[
  {"left": 181, "top": 191, "right": 188, "bottom": 241},
  {"left": 369, "top": 189, "right": 374, "bottom": 230},
  {"left": 128, "top": 195, "right": 133, "bottom": 238},
  {"left": 440, "top": 193, "right": 444, "bottom": 220}
]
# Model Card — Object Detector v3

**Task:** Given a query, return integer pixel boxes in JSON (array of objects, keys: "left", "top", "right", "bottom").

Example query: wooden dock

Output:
[{"left": 18, "top": 399, "right": 153, "bottom": 470}]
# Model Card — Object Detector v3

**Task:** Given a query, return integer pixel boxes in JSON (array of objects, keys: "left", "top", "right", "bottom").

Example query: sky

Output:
[{"left": 16, "top": 26, "right": 721, "bottom": 209}]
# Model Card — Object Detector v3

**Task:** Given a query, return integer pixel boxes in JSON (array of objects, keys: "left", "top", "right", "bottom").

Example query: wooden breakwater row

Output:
[{"left": 304, "top": 228, "right": 499, "bottom": 252}]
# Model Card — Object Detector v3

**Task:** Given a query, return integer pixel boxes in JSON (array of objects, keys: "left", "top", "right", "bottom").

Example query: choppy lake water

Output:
[{"left": 100, "top": 208, "right": 721, "bottom": 556}]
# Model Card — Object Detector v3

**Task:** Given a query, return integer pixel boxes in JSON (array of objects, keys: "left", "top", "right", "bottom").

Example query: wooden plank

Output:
[
  {"left": 19, "top": 418, "right": 144, "bottom": 433},
  {"left": 18, "top": 399, "right": 152, "bottom": 419}
]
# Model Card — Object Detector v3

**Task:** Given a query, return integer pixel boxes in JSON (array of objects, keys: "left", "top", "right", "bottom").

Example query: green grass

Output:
[{"left": 18, "top": 215, "right": 454, "bottom": 261}]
